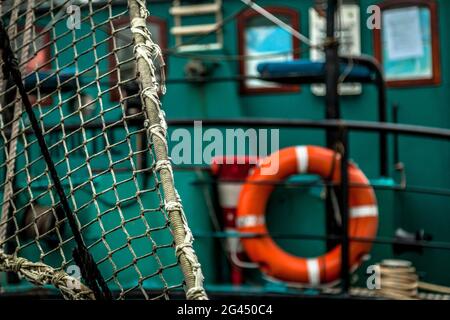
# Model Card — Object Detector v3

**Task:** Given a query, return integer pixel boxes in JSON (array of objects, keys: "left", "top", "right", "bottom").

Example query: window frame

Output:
[
  {"left": 237, "top": 6, "right": 301, "bottom": 95},
  {"left": 17, "top": 24, "right": 53, "bottom": 106},
  {"left": 373, "top": 0, "right": 441, "bottom": 87},
  {"left": 109, "top": 16, "right": 168, "bottom": 102}
]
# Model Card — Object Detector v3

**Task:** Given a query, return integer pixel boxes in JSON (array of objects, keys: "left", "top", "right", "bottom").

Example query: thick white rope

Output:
[
  {"left": 321, "top": 260, "right": 450, "bottom": 300},
  {"left": 165, "top": 196, "right": 206, "bottom": 300},
  {"left": 376, "top": 260, "right": 450, "bottom": 300},
  {"left": 0, "top": 250, "right": 94, "bottom": 300},
  {"left": 128, "top": 0, "right": 207, "bottom": 300},
  {"left": 131, "top": 15, "right": 166, "bottom": 95}
]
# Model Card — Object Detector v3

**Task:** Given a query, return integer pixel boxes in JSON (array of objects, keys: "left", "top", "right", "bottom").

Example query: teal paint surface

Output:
[
  {"left": 2, "top": 0, "right": 449, "bottom": 294},
  {"left": 163, "top": 0, "right": 450, "bottom": 287}
]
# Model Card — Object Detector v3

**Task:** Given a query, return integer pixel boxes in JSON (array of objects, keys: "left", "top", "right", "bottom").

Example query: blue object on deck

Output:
[
  {"left": 24, "top": 68, "right": 78, "bottom": 92},
  {"left": 257, "top": 59, "right": 373, "bottom": 83}
]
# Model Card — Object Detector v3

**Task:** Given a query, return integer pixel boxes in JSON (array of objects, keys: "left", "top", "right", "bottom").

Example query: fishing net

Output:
[{"left": 0, "top": 0, "right": 207, "bottom": 300}]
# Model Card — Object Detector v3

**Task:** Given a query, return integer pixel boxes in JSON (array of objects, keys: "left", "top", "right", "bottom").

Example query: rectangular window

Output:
[
  {"left": 373, "top": 0, "right": 441, "bottom": 87},
  {"left": 238, "top": 7, "right": 300, "bottom": 94},
  {"left": 17, "top": 25, "right": 52, "bottom": 106}
]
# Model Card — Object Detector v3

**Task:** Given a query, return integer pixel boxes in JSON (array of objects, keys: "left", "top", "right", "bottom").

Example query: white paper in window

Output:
[{"left": 384, "top": 7, "right": 424, "bottom": 61}]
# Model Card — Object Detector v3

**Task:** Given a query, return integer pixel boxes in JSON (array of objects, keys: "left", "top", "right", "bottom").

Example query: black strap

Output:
[{"left": 0, "top": 19, "right": 111, "bottom": 300}]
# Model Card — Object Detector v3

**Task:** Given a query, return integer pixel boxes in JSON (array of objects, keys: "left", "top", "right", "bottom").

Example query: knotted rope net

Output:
[{"left": 0, "top": 0, "right": 207, "bottom": 300}]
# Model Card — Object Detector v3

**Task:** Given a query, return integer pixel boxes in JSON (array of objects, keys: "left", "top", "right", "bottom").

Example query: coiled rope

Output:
[
  {"left": 377, "top": 259, "right": 450, "bottom": 300},
  {"left": 321, "top": 259, "right": 450, "bottom": 300},
  {"left": 377, "top": 259, "right": 419, "bottom": 300}
]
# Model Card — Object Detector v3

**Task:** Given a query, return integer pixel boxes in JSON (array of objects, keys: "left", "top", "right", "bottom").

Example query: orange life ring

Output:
[{"left": 236, "top": 145, "right": 378, "bottom": 285}]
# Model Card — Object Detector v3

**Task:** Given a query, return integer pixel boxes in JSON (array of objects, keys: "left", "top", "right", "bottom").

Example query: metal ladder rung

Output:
[
  {"left": 171, "top": 0, "right": 223, "bottom": 51},
  {"left": 171, "top": 23, "right": 218, "bottom": 36},
  {"left": 170, "top": 3, "right": 221, "bottom": 16},
  {"left": 177, "top": 42, "right": 223, "bottom": 52}
]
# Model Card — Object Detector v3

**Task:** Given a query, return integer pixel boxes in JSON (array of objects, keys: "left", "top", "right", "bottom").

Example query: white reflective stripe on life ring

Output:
[
  {"left": 307, "top": 258, "right": 320, "bottom": 286},
  {"left": 350, "top": 205, "right": 378, "bottom": 218},
  {"left": 236, "top": 215, "right": 266, "bottom": 228},
  {"left": 295, "top": 146, "right": 309, "bottom": 173}
]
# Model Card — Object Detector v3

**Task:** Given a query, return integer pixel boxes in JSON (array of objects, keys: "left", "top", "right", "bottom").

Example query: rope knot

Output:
[
  {"left": 175, "top": 242, "right": 193, "bottom": 258},
  {"left": 140, "top": 85, "right": 160, "bottom": 106},
  {"left": 141, "top": 86, "right": 159, "bottom": 98},
  {"left": 131, "top": 17, "right": 146, "bottom": 29},
  {"left": 186, "top": 287, "right": 207, "bottom": 300},
  {"left": 155, "top": 159, "right": 171, "bottom": 173},
  {"left": 165, "top": 200, "right": 183, "bottom": 213},
  {"left": 135, "top": 0, "right": 150, "bottom": 18},
  {"left": 148, "top": 123, "right": 166, "bottom": 137},
  {"left": 12, "top": 256, "right": 27, "bottom": 273},
  {"left": 51, "top": 270, "right": 68, "bottom": 287}
]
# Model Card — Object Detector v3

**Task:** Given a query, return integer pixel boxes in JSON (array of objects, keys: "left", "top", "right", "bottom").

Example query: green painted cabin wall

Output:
[
  {"left": 1, "top": 0, "right": 448, "bottom": 292},
  {"left": 160, "top": 0, "right": 450, "bottom": 286}
]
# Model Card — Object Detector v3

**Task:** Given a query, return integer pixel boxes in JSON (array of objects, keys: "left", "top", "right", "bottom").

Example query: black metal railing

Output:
[
  {"left": 166, "top": 118, "right": 450, "bottom": 295},
  {"left": 10, "top": 116, "right": 450, "bottom": 295}
]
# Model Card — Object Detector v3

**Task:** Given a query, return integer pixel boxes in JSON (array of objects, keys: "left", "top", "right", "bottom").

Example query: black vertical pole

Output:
[
  {"left": 392, "top": 103, "right": 399, "bottom": 165},
  {"left": 339, "top": 127, "right": 350, "bottom": 295},
  {"left": 325, "top": 0, "right": 341, "bottom": 250},
  {"left": 377, "top": 75, "right": 388, "bottom": 177},
  {"left": 325, "top": 0, "right": 340, "bottom": 127}
]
